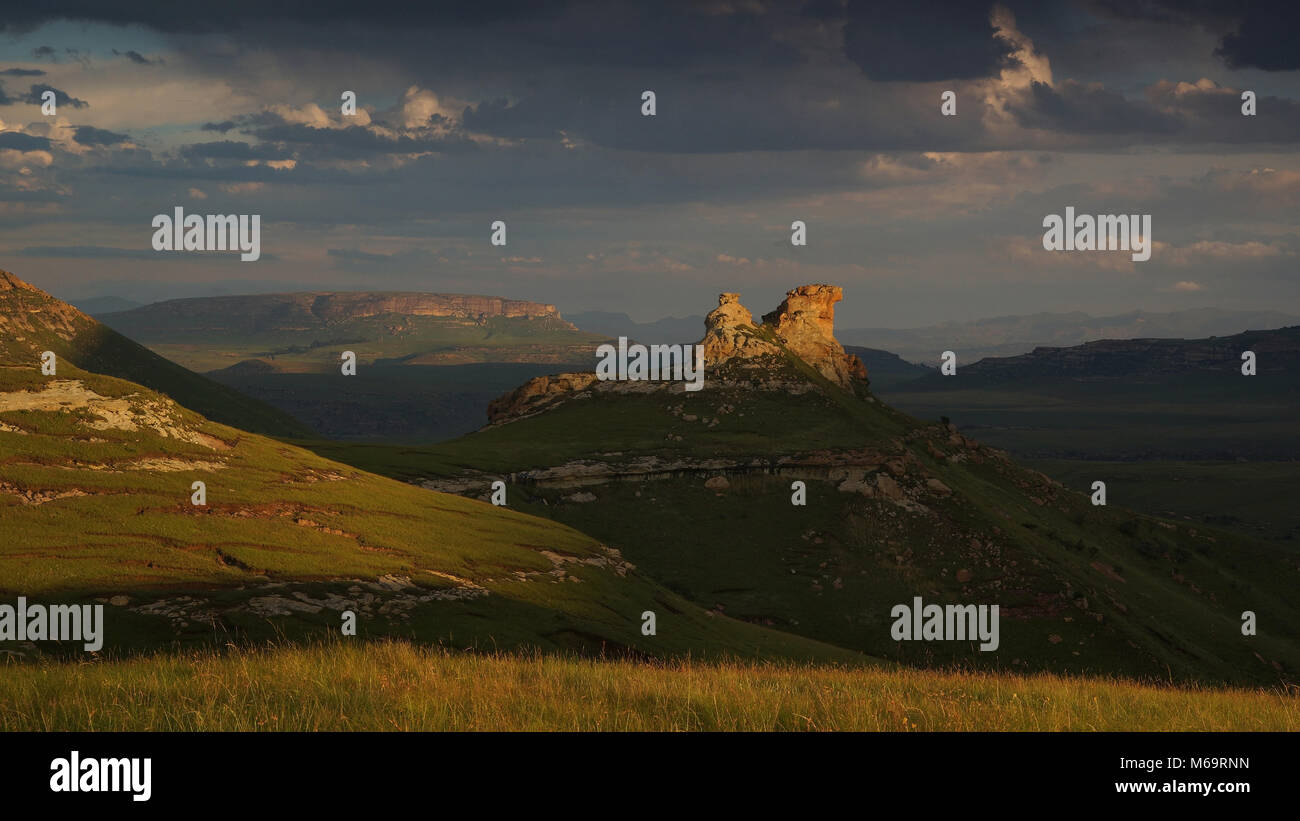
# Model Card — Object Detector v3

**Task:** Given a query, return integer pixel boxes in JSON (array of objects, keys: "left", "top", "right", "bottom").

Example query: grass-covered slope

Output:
[
  {"left": 0, "top": 271, "right": 862, "bottom": 664},
  {"left": 4, "top": 640, "right": 1295, "bottom": 731},
  {"left": 0, "top": 357, "right": 854, "bottom": 662},
  {"left": 320, "top": 324, "right": 1300, "bottom": 686},
  {"left": 0, "top": 270, "right": 310, "bottom": 437}
]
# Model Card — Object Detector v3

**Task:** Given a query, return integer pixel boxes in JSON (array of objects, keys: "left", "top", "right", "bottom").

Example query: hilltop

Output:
[
  {"left": 0, "top": 270, "right": 860, "bottom": 663},
  {"left": 0, "top": 271, "right": 308, "bottom": 438},
  {"left": 322, "top": 284, "right": 1300, "bottom": 686}
]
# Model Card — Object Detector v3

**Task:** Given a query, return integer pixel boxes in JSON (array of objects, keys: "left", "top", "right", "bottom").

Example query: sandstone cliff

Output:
[
  {"left": 760, "top": 285, "right": 868, "bottom": 387},
  {"left": 487, "top": 284, "right": 868, "bottom": 424},
  {"left": 102, "top": 291, "right": 572, "bottom": 336}
]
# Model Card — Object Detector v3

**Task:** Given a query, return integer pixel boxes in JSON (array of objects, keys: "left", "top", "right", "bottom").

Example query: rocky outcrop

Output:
[
  {"left": 487, "top": 372, "right": 599, "bottom": 423},
  {"left": 0, "top": 269, "right": 94, "bottom": 348},
  {"left": 700, "top": 293, "right": 782, "bottom": 364},
  {"left": 486, "top": 284, "right": 869, "bottom": 425},
  {"left": 760, "top": 285, "right": 868, "bottom": 387}
]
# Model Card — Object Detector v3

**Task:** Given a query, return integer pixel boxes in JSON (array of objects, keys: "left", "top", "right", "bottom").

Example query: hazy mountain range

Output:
[{"left": 840, "top": 308, "right": 1300, "bottom": 364}]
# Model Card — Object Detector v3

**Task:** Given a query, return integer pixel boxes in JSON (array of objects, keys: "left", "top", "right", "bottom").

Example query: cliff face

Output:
[
  {"left": 104, "top": 291, "right": 570, "bottom": 336},
  {"left": 305, "top": 292, "right": 562, "bottom": 322},
  {"left": 761, "top": 285, "right": 868, "bottom": 387},
  {"left": 488, "top": 283, "right": 869, "bottom": 424}
]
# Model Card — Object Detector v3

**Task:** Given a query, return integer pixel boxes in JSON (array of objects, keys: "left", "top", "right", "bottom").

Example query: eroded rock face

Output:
[
  {"left": 485, "top": 284, "right": 869, "bottom": 424},
  {"left": 760, "top": 285, "right": 868, "bottom": 388},
  {"left": 0, "top": 269, "right": 94, "bottom": 346},
  {"left": 701, "top": 292, "right": 781, "bottom": 363},
  {"left": 487, "top": 372, "right": 599, "bottom": 423},
  {"left": 305, "top": 292, "right": 564, "bottom": 322}
]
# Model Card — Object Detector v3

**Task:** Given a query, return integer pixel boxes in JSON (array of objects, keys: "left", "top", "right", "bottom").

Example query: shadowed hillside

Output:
[
  {"left": 0, "top": 270, "right": 861, "bottom": 664},
  {"left": 314, "top": 285, "right": 1300, "bottom": 686}
]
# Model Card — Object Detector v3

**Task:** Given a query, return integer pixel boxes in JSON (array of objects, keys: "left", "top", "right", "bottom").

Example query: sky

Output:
[{"left": 0, "top": 0, "right": 1297, "bottom": 327}]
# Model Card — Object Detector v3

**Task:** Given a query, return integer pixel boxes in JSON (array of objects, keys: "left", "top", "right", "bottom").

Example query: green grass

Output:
[
  {"left": 306, "top": 345, "right": 1300, "bottom": 686},
  {"left": 1024, "top": 459, "right": 1300, "bottom": 546},
  {"left": 0, "top": 357, "right": 866, "bottom": 664},
  {"left": 3, "top": 639, "right": 1295, "bottom": 731}
]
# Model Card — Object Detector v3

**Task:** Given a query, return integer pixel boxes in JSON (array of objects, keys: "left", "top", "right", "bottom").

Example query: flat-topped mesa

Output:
[
  {"left": 114, "top": 291, "right": 572, "bottom": 330},
  {"left": 304, "top": 292, "right": 565, "bottom": 323}
]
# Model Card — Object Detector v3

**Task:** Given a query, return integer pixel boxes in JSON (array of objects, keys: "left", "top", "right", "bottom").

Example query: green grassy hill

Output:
[
  {"left": 0, "top": 271, "right": 310, "bottom": 438},
  {"left": 0, "top": 270, "right": 861, "bottom": 664},
  {"left": 313, "top": 301, "right": 1300, "bottom": 687}
]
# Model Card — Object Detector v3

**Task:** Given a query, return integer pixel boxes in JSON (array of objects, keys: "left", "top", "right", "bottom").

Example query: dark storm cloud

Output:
[
  {"left": 201, "top": 121, "right": 237, "bottom": 133},
  {"left": 21, "top": 84, "right": 88, "bottom": 109},
  {"left": 1216, "top": 2, "right": 1300, "bottom": 71},
  {"left": 6, "top": 1, "right": 805, "bottom": 73},
  {"left": 0, "top": 132, "right": 52, "bottom": 150},
  {"left": 71, "top": 125, "right": 130, "bottom": 146},
  {"left": 112, "top": 49, "right": 162, "bottom": 65},
  {"left": 0, "top": 68, "right": 45, "bottom": 76},
  {"left": 842, "top": 0, "right": 1015, "bottom": 81},
  {"left": 1088, "top": 0, "right": 1300, "bottom": 71},
  {"left": 0, "top": 0, "right": 569, "bottom": 33},
  {"left": 1013, "top": 80, "right": 1183, "bottom": 135}
]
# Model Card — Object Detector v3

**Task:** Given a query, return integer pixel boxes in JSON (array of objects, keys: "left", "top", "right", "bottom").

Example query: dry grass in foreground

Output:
[{"left": 3, "top": 640, "right": 1296, "bottom": 731}]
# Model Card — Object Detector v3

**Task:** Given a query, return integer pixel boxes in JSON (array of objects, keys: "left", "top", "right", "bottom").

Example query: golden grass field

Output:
[{"left": 3, "top": 640, "right": 1296, "bottom": 731}]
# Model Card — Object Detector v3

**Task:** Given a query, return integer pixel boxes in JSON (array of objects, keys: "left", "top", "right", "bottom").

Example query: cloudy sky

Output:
[{"left": 0, "top": 0, "right": 1297, "bottom": 327}]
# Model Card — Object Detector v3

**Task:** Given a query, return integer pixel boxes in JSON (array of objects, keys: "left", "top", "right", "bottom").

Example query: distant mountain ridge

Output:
[
  {"left": 566, "top": 310, "right": 705, "bottom": 344},
  {"left": 932, "top": 325, "right": 1300, "bottom": 384},
  {"left": 0, "top": 270, "right": 310, "bottom": 437},
  {"left": 103, "top": 291, "right": 569, "bottom": 333},
  {"left": 95, "top": 290, "right": 606, "bottom": 375},
  {"left": 842, "top": 308, "right": 1300, "bottom": 364}
]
